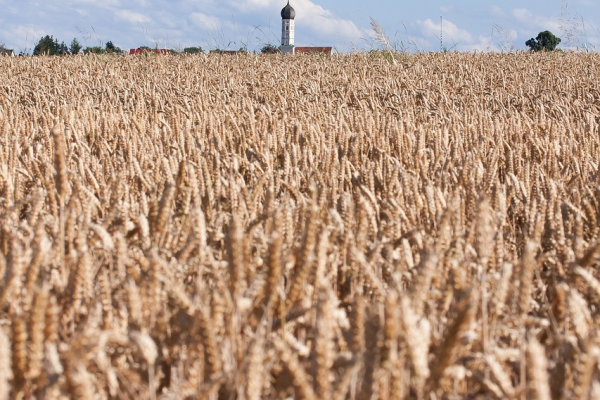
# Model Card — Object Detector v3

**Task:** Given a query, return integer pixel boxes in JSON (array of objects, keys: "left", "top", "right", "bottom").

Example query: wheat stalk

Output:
[
  {"left": 370, "top": 17, "right": 397, "bottom": 65},
  {"left": 0, "top": 51, "right": 598, "bottom": 400}
]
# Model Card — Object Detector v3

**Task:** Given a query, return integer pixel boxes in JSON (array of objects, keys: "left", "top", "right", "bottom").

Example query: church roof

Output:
[{"left": 281, "top": 1, "right": 295, "bottom": 19}]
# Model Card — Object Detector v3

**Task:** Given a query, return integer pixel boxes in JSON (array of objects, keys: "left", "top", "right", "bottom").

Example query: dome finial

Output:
[{"left": 281, "top": 1, "right": 295, "bottom": 19}]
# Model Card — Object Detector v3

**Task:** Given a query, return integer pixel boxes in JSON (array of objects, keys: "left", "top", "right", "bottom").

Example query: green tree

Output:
[
  {"left": 105, "top": 41, "right": 122, "bottom": 53},
  {"left": 33, "top": 35, "right": 61, "bottom": 55},
  {"left": 260, "top": 44, "right": 280, "bottom": 54},
  {"left": 526, "top": 31, "right": 562, "bottom": 51},
  {"left": 84, "top": 46, "right": 105, "bottom": 54},
  {"left": 58, "top": 41, "right": 69, "bottom": 55},
  {"left": 183, "top": 46, "right": 203, "bottom": 54},
  {"left": 70, "top": 38, "right": 82, "bottom": 54}
]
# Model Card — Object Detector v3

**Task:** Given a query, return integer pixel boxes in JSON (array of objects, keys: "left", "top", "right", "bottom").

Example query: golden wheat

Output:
[{"left": 0, "top": 51, "right": 599, "bottom": 399}]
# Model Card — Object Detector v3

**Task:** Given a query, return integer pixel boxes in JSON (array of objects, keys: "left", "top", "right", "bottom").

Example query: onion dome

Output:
[{"left": 281, "top": 1, "right": 295, "bottom": 19}]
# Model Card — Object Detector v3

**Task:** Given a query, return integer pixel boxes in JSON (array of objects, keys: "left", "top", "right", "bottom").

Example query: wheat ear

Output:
[
  {"left": 0, "top": 328, "right": 10, "bottom": 400},
  {"left": 527, "top": 336, "right": 552, "bottom": 400},
  {"left": 427, "top": 292, "right": 474, "bottom": 393}
]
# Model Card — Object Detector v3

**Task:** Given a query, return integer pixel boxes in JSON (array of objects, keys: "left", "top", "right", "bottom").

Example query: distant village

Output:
[{"left": 0, "top": 2, "right": 331, "bottom": 57}]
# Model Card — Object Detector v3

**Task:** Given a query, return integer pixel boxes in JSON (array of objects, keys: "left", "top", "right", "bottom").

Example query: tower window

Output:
[{"left": 286, "top": 26, "right": 289, "bottom": 31}]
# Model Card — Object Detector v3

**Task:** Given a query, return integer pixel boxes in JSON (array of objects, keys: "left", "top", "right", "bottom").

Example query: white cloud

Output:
[
  {"left": 0, "top": 3, "right": 19, "bottom": 14},
  {"left": 114, "top": 9, "right": 152, "bottom": 24},
  {"left": 407, "top": 35, "right": 431, "bottom": 51},
  {"left": 512, "top": 8, "right": 529, "bottom": 21},
  {"left": 228, "top": 0, "right": 279, "bottom": 12},
  {"left": 182, "top": 0, "right": 216, "bottom": 7},
  {"left": 512, "top": 8, "right": 561, "bottom": 33},
  {"left": 417, "top": 18, "right": 473, "bottom": 44},
  {"left": 490, "top": 5, "right": 503, "bottom": 16},
  {"left": 465, "top": 35, "right": 495, "bottom": 52},
  {"left": 300, "top": 15, "right": 361, "bottom": 43},
  {"left": 576, "top": 0, "right": 596, "bottom": 6},
  {"left": 292, "top": 0, "right": 362, "bottom": 43},
  {"left": 0, "top": 24, "right": 43, "bottom": 52},
  {"left": 222, "top": 0, "right": 362, "bottom": 44},
  {"left": 68, "top": 0, "right": 120, "bottom": 7},
  {"left": 154, "top": 12, "right": 180, "bottom": 29},
  {"left": 190, "top": 12, "right": 222, "bottom": 30}
]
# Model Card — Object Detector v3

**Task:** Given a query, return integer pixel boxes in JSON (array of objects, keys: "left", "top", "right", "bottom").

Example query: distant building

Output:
[
  {"left": 280, "top": 2, "right": 332, "bottom": 55},
  {"left": 281, "top": 1, "right": 295, "bottom": 55},
  {"left": 0, "top": 48, "right": 15, "bottom": 57}
]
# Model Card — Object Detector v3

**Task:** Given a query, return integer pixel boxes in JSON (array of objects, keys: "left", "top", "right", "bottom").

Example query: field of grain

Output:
[{"left": 0, "top": 52, "right": 599, "bottom": 399}]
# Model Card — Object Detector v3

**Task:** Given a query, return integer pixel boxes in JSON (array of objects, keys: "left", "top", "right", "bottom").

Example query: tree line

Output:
[
  {"left": 29, "top": 33, "right": 287, "bottom": 56},
  {"left": 32, "top": 35, "right": 120, "bottom": 55},
  {"left": 28, "top": 30, "right": 562, "bottom": 56},
  {"left": 31, "top": 35, "right": 206, "bottom": 56}
]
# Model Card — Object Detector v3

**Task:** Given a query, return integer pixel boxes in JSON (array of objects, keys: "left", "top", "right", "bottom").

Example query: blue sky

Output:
[{"left": 0, "top": 0, "right": 598, "bottom": 53}]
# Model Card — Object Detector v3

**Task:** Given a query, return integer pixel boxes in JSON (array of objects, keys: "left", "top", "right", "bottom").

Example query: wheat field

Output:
[{"left": 0, "top": 51, "right": 600, "bottom": 399}]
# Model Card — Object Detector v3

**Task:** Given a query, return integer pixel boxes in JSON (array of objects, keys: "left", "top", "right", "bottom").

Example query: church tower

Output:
[{"left": 281, "top": 1, "right": 295, "bottom": 54}]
